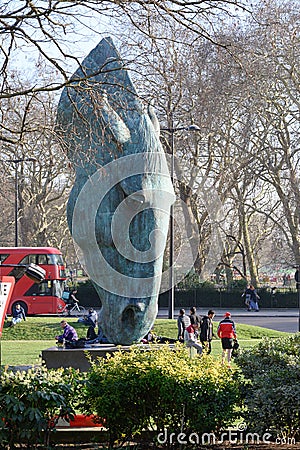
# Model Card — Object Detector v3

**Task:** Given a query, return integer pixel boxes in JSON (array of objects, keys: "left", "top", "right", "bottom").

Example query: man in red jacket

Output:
[{"left": 217, "top": 312, "right": 237, "bottom": 366}]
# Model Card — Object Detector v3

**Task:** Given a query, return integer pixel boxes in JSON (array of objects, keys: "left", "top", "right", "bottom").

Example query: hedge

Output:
[
  {"left": 1, "top": 337, "right": 299, "bottom": 448},
  {"left": 77, "top": 279, "right": 299, "bottom": 309},
  {"left": 235, "top": 334, "right": 300, "bottom": 440},
  {"left": 81, "top": 345, "right": 242, "bottom": 447}
]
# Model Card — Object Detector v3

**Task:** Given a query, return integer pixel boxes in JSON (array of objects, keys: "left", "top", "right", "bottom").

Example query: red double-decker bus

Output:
[{"left": 0, "top": 247, "right": 67, "bottom": 315}]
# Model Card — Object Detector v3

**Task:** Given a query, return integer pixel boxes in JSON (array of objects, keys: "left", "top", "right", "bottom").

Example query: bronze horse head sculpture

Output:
[{"left": 56, "top": 37, "right": 175, "bottom": 345}]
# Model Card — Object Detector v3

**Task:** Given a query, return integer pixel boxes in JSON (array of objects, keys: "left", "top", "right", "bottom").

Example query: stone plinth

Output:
[
  {"left": 42, "top": 344, "right": 129, "bottom": 371},
  {"left": 42, "top": 343, "right": 177, "bottom": 372}
]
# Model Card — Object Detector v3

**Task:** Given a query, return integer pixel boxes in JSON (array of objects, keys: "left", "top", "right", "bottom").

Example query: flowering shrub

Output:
[{"left": 82, "top": 344, "right": 242, "bottom": 446}]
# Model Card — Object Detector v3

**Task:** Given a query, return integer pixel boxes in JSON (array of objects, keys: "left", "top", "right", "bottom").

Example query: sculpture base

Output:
[{"left": 41, "top": 343, "right": 176, "bottom": 372}]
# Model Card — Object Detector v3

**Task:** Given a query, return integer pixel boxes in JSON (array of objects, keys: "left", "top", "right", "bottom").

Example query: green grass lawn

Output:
[
  {"left": 1, "top": 340, "right": 54, "bottom": 367},
  {"left": 0, "top": 316, "right": 292, "bottom": 367}
]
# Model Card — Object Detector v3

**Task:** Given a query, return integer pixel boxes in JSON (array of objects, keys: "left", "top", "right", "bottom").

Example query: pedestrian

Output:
[
  {"left": 9, "top": 303, "right": 26, "bottom": 327},
  {"left": 184, "top": 323, "right": 203, "bottom": 355},
  {"left": 177, "top": 308, "right": 191, "bottom": 342},
  {"left": 217, "top": 312, "right": 237, "bottom": 367},
  {"left": 242, "top": 285, "right": 260, "bottom": 311},
  {"left": 55, "top": 320, "right": 78, "bottom": 343},
  {"left": 189, "top": 306, "right": 201, "bottom": 327},
  {"left": 200, "top": 309, "right": 215, "bottom": 354}
]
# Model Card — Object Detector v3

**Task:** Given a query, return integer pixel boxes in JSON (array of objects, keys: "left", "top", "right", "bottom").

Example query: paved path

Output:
[{"left": 157, "top": 308, "right": 299, "bottom": 333}]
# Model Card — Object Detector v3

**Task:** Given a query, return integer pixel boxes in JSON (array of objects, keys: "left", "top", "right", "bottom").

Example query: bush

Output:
[
  {"left": 82, "top": 345, "right": 242, "bottom": 447},
  {"left": 0, "top": 367, "right": 82, "bottom": 448},
  {"left": 235, "top": 334, "right": 300, "bottom": 440},
  {"left": 77, "top": 279, "right": 102, "bottom": 307},
  {"left": 235, "top": 334, "right": 300, "bottom": 378},
  {"left": 229, "top": 278, "right": 248, "bottom": 291}
]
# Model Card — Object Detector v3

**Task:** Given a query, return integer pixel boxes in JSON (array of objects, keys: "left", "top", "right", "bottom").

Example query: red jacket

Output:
[
  {"left": 217, "top": 318, "right": 236, "bottom": 339},
  {"left": 184, "top": 324, "right": 197, "bottom": 342}
]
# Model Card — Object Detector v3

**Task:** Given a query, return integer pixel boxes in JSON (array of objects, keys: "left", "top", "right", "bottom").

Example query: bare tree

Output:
[
  {"left": 0, "top": 81, "right": 72, "bottom": 252},
  {"left": 120, "top": 6, "right": 299, "bottom": 284},
  {"left": 0, "top": 1, "right": 251, "bottom": 141},
  {"left": 232, "top": 0, "right": 300, "bottom": 267}
]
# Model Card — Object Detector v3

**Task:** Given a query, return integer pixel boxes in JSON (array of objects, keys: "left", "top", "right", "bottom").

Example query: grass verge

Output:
[{"left": 0, "top": 316, "right": 292, "bottom": 366}]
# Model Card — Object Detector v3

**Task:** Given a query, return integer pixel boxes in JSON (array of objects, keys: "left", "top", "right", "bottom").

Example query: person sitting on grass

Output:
[
  {"left": 55, "top": 320, "right": 78, "bottom": 344},
  {"left": 78, "top": 308, "right": 98, "bottom": 327},
  {"left": 141, "top": 329, "right": 177, "bottom": 344},
  {"left": 9, "top": 303, "right": 26, "bottom": 327}
]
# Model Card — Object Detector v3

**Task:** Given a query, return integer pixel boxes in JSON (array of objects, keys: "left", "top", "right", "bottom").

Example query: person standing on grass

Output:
[
  {"left": 177, "top": 308, "right": 191, "bottom": 342},
  {"left": 189, "top": 306, "right": 201, "bottom": 327},
  {"left": 217, "top": 312, "right": 237, "bottom": 367},
  {"left": 200, "top": 309, "right": 215, "bottom": 354}
]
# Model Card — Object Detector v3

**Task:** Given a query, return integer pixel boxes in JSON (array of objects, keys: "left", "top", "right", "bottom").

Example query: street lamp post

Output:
[
  {"left": 294, "top": 267, "right": 300, "bottom": 332},
  {"left": 7, "top": 158, "right": 36, "bottom": 247},
  {"left": 161, "top": 121, "right": 201, "bottom": 319}
]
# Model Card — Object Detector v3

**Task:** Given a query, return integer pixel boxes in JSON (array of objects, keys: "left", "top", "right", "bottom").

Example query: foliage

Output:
[
  {"left": 177, "top": 271, "right": 204, "bottom": 289},
  {"left": 77, "top": 279, "right": 102, "bottom": 307},
  {"left": 0, "top": 366, "right": 82, "bottom": 448},
  {"left": 81, "top": 345, "right": 242, "bottom": 447},
  {"left": 235, "top": 334, "right": 300, "bottom": 440},
  {"left": 235, "top": 333, "right": 300, "bottom": 378},
  {"left": 229, "top": 278, "right": 248, "bottom": 291}
]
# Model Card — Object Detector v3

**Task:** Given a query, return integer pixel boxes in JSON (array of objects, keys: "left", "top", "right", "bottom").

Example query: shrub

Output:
[
  {"left": 0, "top": 366, "right": 81, "bottom": 448},
  {"left": 235, "top": 334, "right": 300, "bottom": 440},
  {"left": 82, "top": 345, "right": 242, "bottom": 447},
  {"left": 235, "top": 334, "right": 300, "bottom": 378},
  {"left": 229, "top": 278, "right": 248, "bottom": 291}
]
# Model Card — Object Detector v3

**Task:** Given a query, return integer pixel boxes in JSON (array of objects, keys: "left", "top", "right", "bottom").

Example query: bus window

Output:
[
  {"left": 19, "top": 254, "right": 49, "bottom": 265},
  {"left": 25, "top": 281, "right": 52, "bottom": 296},
  {"left": 19, "top": 255, "right": 32, "bottom": 265},
  {"left": 28, "top": 255, "right": 37, "bottom": 264},
  {"left": 8, "top": 267, "right": 26, "bottom": 281},
  {"left": 19, "top": 254, "right": 62, "bottom": 265},
  {"left": 49, "top": 254, "right": 64, "bottom": 265},
  {"left": 53, "top": 280, "right": 65, "bottom": 298},
  {"left": 37, "top": 254, "right": 50, "bottom": 265},
  {"left": 0, "top": 254, "right": 9, "bottom": 263}
]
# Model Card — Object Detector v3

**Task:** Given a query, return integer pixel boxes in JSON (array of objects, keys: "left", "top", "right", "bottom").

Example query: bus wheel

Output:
[{"left": 12, "top": 301, "right": 28, "bottom": 316}]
